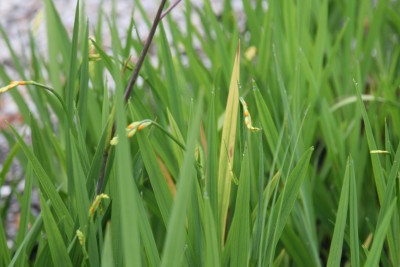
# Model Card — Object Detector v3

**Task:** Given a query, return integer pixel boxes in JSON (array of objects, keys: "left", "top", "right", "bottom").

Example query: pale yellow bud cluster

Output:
[
  {"left": 89, "top": 194, "right": 109, "bottom": 220},
  {"left": 126, "top": 119, "right": 153, "bottom": 138},
  {"left": 0, "top": 81, "right": 28, "bottom": 93},
  {"left": 76, "top": 229, "right": 85, "bottom": 246},
  {"left": 110, "top": 119, "right": 153, "bottom": 146},
  {"left": 239, "top": 97, "right": 261, "bottom": 132}
]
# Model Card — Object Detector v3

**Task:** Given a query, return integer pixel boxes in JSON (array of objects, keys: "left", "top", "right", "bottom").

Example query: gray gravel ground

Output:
[{"left": 0, "top": 0, "right": 244, "bottom": 248}]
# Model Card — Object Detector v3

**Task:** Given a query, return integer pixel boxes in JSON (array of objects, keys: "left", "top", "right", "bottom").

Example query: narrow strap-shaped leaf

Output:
[
  {"left": 14, "top": 164, "right": 33, "bottom": 267},
  {"left": 327, "top": 157, "right": 351, "bottom": 267},
  {"left": 374, "top": 141, "right": 400, "bottom": 266},
  {"left": 65, "top": 0, "right": 80, "bottom": 200},
  {"left": 0, "top": 215, "right": 11, "bottom": 266},
  {"left": 0, "top": 142, "right": 19, "bottom": 185},
  {"left": 364, "top": 200, "right": 396, "bottom": 267},
  {"left": 166, "top": 108, "right": 185, "bottom": 164},
  {"left": 203, "top": 0, "right": 232, "bottom": 84},
  {"left": 9, "top": 125, "right": 74, "bottom": 237},
  {"left": 101, "top": 223, "right": 114, "bottom": 267},
  {"left": 9, "top": 215, "right": 43, "bottom": 267},
  {"left": 161, "top": 93, "right": 203, "bottom": 267},
  {"left": 354, "top": 80, "right": 386, "bottom": 202},
  {"left": 206, "top": 89, "right": 219, "bottom": 221},
  {"left": 218, "top": 41, "right": 240, "bottom": 241},
  {"left": 44, "top": 0, "right": 71, "bottom": 91},
  {"left": 69, "top": 136, "right": 99, "bottom": 266},
  {"left": 349, "top": 156, "right": 360, "bottom": 267},
  {"left": 203, "top": 197, "right": 220, "bottom": 266},
  {"left": 39, "top": 194, "right": 73, "bottom": 267},
  {"left": 109, "top": 9, "right": 141, "bottom": 263},
  {"left": 252, "top": 81, "right": 283, "bottom": 165},
  {"left": 86, "top": 118, "right": 113, "bottom": 195},
  {"left": 230, "top": 146, "right": 251, "bottom": 267},
  {"left": 135, "top": 189, "right": 161, "bottom": 267},
  {"left": 137, "top": 133, "right": 173, "bottom": 224},
  {"left": 30, "top": 115, "right": 59, "bottom": 188},
  {"left": 159, "top": 22, "right": 184, "bottom": 129},
  {"left": 78, "top": 20, "right": 90, "bottom": 134},
  {"left": 264, "top": 147, "right": 313, "bottom": 263}
]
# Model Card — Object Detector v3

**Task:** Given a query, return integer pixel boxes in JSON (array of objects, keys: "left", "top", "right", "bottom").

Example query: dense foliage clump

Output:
[{"left": 0, "top": 0, "right": 399, "bottom": 266}]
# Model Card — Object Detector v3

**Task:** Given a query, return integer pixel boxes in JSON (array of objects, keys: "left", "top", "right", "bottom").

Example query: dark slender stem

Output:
[
  {"left": 123, "top": 0, "right": 168, "bottom": 102},
  {"left": 97, "top": 0, "right": 182, "bottom": 194},
  {"left": 160, "top": 0, "right": 182, "bottom": 20},
  {"left": 96, "top": 124, "right": 115, "bottom": 195},
  {"left": 96, "top": 156, "right": 108, "bottom": 194}
]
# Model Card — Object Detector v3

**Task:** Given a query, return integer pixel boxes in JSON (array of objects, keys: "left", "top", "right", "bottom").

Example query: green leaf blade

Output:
[
  {"left": 39, "top": 195, "right": 73, "bottom": 267},
  {"left": 327, "top": 157, "right": 351, "bottom": 267},
  {"left": 218, "top": 41, "right": 240, "bottom": 241}
]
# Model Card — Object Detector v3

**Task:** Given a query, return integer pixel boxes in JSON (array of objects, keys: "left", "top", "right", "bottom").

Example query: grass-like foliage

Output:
[{"left": 1, "top": 0, "right": 400, "bottom": 266}]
